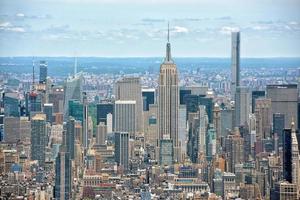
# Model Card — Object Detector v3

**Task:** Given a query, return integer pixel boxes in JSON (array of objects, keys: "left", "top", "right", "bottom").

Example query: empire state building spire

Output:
[{"left": 164, "top": 22, "right": 173, "bottom": 63}]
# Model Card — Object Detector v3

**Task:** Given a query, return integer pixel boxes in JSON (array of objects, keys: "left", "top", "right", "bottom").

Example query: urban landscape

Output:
[{"left": 0, "top": 0, "right": 300, "bottom": 200}]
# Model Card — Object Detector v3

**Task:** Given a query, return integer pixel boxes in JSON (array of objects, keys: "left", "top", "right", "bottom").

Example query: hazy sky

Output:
[{"left": 0, "top": 0, "right": 300, "bottom": 57}]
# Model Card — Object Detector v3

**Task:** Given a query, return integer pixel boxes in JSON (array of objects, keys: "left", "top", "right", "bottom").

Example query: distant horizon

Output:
[
  {"left": 1, "top": 0, "right": 300, "bottom": 57},
  {"left": 1, "top": 56, "right": 300, "bottom": 59}
]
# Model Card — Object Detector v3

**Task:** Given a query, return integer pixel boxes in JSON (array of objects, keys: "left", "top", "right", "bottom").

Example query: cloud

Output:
[
  {"left": 215, "top": 16, "right": 231, "bottom": 20},
  {"left": 252, "top": 25, "right": 269, "bottom": 30},
  {"left": 173, "top": 18, "right": 208, "bottom": 22},
  {"left": 142, "top": 18, "right": 165, "bottom": 23},
  {"left": 0, "top": 22, "right": 11, "bottom": 28},
  {"left": 220, "top": 26, "right": 239, "bottom": 35},
  {"left": 173, "top": 26, "right": 189, "bottom": 33},
  {"left": 16, "top": 13, "right": 25, "bottom": 18},
  {"left": 0, "top": 21, "right": 26, "bottom": 32}
]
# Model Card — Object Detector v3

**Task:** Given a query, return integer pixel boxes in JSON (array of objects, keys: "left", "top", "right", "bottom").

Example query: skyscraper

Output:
[
  {"left": 290, "top": 121, "right": 300, "bottom": 191},
  {"left": 3, "top": 92, "right": 20, "bottom": 117},
  {"left": 39, "top": 61, "right": 47, "bottom": 84},
  {"left": 31, "top": 114, "right": 47, "bottom": 167},
  {"left": 235, "top": 86, "right": 250, "bottom": 127},
  {"left": 142, "top": 88, "right": 155, "bottom": 111},
  {"left": 158, "top": 24, "right": 179, "bottom": 163},
  {"left": 255, "top": 98, "right": 272, "bottom": 138},
  {"left": 96, "top": 102, "right": 114, "bottom": 125},
  {"left": 273, "top": 113, "right": 285, "bottom": 148},
  {"left": 251, "top": 91, "right": 265, "bottom": 113},
  {"left": 66, "top": 117, "right": 75, "bottom": 159},
  {"left": 55, "top": 147, "right": 72, "bottom": 200},
  {"left": 267, "top": 84, "right": 298, "bottom": 128},
  {"left": 115, "top": 77, "right": 143, "bottom": 132},
  {"left": 231, "top": 31, "right": 240, "bottom": 99},
  {"left": 3, "top": 117, "right": 20, "bottom": 143},
  {"left": 63, "top": 73, "right": 83, "bottom": 119},
  {"left": 114, "top": 100, "right": 136, "bottom": 137},
  {"left": 114, "top": 132, "right": 129, "bottom": 171},
  {"left": 43, "top": 103, "right": 53, "bottom": 123},
  {"left": 96, "top": 122, "right": 107, "bottom": 145}
]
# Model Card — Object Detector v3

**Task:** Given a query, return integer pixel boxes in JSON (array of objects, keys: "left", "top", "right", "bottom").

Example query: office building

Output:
[
  {"left": 231, "top": 31, "right": 240, "bottom": 99},
  {"left": 157, "top": 25, "right": 180, "bottom": 164},
  {"left": 3, "top": 117, "right": 20, "bottom": 143},
  {"left": 222, "top": 172, "right": 238, "bottom": 199},
  {"left": 63, "top": 73, "right": 83, "bottom": 118},
  {"left": 178, "top": 105, "right": 187, "bottom": 162},
  {"left": 68, "top": 99, "right": 83, "bottom": 122},
  {"left": 255, "top": 98, "right": 272, "bottom": 138},
  {"left": 179, "top": 88, "right": 191, "bottom": 105},
  {"left": 3, "top": 92, "right": 20, "bottom": 117},
  {"left": 39, "top": 61, "right": 47, "bottom": 84},
  {"left": 43, "top": 103, "right": 53, "bottom": 123},
  {"left": 31, "top": 114, "right": 47, "bottom": 167},
  {"left": 114, "top": 100, "right": 136, "bottom": 138},
  {"left": 251, "top": 91, "right": 265, "bottom": 113},
  {"left": 66, "top": 117, "right": 75, "bottom": 159},
  {"left": 271, "top": 181, "right": 298, "bottom": 200},
  {"left": 48, "top": 85, "right": 64, "bottom": 113},
  {"left": 273, "top": 113, "right": 285, "bottom": 148},
  {"left": 142, "top": 88, "right": 155, "bottom": 111},
  {"left": 115, "top": 77, "right": 143, "bottom": 132},
  {"left": 290, "top": 121, "right": 300, "bottom": 190},
  {"left": 82, "top": 92, "right": 89, "bottom": 149},
  {"left": 159, "top": 139, "right": 174, "bottom": 166},
  {"left": 225, "top": 128, "right": 244, "bottom": 173},
  {"left": 267, "top": 84, "right": 298, "bottom": 128},
  {"left": 96, "top": 122, "right": 107, "bottom": 145},
  {"left": 235, "top": 86, "right": 250, "bottom": 127},
  {"left": 114, "top": 132, "right": 129, "bottom": 171},
  {"left": 96, "top": 102, "right": 114, "bottom": 125},
  {"left": 55, "top": 148, "right": 72, "bottom": 200}
]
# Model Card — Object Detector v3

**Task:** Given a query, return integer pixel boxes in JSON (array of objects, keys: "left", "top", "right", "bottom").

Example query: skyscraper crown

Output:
[{"left": 164, "top": 23, "right": 173, "bottom": 63}]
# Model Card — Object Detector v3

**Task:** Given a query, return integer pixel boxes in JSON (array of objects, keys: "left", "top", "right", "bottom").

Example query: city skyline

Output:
[{"left": 1, "top": 0, "right": 300, "bottom": 57}]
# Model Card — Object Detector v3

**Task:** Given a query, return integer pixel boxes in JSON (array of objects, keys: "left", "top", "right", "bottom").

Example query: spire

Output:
[
  {"left": 164, "top": 22, "right": 173, "bottom": 63},
  {"left": 32, "top": 57, "right": 35, "bottom": 91},
  {"left": 74, "top": 56, "right": 77, "bottom": 76},
  {"left": 167, "top": 22, "right": 170, "bottom": 43}
]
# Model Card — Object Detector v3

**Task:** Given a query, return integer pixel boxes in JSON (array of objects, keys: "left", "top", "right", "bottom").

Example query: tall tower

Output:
[
  {"left": 231, "top": 31, "right": 240, "bottom": 99},
  {"left": 158, "top": 24, "right": 180, "bottom": 164},
  {"left": 290, "top": 120, "right": 300, "bottom": 194},
  {"left": 39, "top": 60, "right": 48, "bottom": 84}
]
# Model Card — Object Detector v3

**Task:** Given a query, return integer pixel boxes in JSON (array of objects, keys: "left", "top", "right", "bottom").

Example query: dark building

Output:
[
  {"left": 251, "top": 91, "right": 265, "bottom": 113},
  {"left": 184, "top": 94, "right": 199, "bottom": 119},
  {"left": 68, "top": 100, "right": 83, "bottom": 122},
  {"left": 273, "top": 113, "right": 285, "bottom": 148},
  {"left": 43, "top": 103, "right": 53, "bottom": 123},
  {"left": 96, "top": 102, "right": 114, "bottom": 125},
  {"left": 199, "top": 96, "right": 213, "bottom": 123},
  {"left": 39, "top": 61, "right": 47, "bottom": 84},
  {"left": 142, "top": 89, "right": 155, "bottom": 111},
  {"left": 180, "top": 89, "right": 191, "bottom": 105},
  {"left": 66, "top": 117, "right": 75, "bottom": 159},
  {"left": 3, "top": 92, "right": 20, "bottom": 117},
  {"left": 183, "top": 94, "right": 213, "bottom": 123},
  {"left": 26, "top": 91, "right": 42, "bottom": 116},
  {"left": 55, "top": 149, "right": 72, "bottom": 200},
  {"left": 283, "top": 129, "right": 292, "bottom": 183}
]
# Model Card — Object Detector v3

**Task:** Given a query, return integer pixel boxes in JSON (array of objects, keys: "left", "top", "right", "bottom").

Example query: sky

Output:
[{"left": 0, "top": 0, "right": 300, "bottom": 57}]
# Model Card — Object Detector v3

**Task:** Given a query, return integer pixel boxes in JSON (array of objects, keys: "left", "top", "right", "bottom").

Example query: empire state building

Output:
[{"left": 157, "top": 25, "right": 180, "bottom": 165}]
